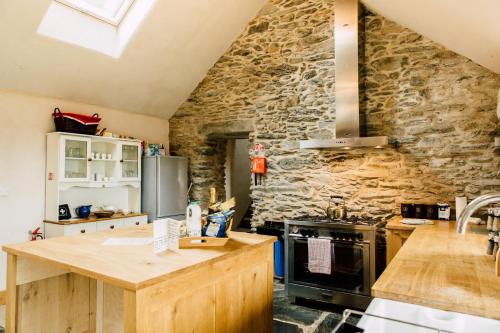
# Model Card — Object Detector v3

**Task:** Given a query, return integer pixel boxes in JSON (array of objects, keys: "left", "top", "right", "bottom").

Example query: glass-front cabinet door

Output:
[
  {"left": 119, "top": 142, "right": 141, "bottom": 180},
  {"left": 60, "top": 136, "right": 91, "bottom": 181}
]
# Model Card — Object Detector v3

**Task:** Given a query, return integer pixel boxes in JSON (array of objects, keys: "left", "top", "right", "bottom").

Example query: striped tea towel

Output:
[{"left": 308, "top": 238, "right": 331, "bottom": 274}]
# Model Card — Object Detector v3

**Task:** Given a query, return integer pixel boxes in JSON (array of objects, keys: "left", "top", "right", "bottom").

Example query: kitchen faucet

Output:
[{"left": 456, "top": 193, "right": 500, "bottom": 234}]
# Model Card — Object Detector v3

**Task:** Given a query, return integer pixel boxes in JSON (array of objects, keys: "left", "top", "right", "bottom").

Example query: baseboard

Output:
[{"left": 0, "top": 289, "right": 5, "bottom": 305}]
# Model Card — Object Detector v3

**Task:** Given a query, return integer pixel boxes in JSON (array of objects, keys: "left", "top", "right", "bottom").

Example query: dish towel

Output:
[{"left": 308, "top": 238, "right": 332, "bottom": 274}]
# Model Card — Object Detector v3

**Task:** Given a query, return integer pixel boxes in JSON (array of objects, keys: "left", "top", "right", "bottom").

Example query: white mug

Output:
[{"left": 107, "top": 153, "right": 112, "bottom": 160}]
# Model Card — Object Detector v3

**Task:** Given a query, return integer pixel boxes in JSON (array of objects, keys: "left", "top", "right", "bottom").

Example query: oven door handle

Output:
[
  {"left": 288, "top": 234, "right": 333, "bottom": 240},
  {"left": 289, "top": 235, "right": 366, "bottom": 247},
  {"left": 320, "top": 292, "right": 333, "bottom": 299}
]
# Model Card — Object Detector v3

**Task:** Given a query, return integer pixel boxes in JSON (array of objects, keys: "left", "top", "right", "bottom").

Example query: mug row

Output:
[{"left": 92, "top": 152, "right": 113, "bottom": 160}]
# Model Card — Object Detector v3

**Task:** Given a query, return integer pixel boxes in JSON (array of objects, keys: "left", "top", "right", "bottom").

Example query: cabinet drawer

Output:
[
  {"left": 65, "top": 222, "right": 97, "bottom": 236},
  {"left": 123, "top": 216, "right": 148, "bottom": 228},
  {"left": 97, "top": 219, "right": 124, "bottom": 231}
]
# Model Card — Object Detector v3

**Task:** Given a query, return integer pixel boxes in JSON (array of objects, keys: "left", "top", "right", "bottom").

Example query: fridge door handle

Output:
[{"left": 156, "top": 157, "right": 162, "bottom": 217}]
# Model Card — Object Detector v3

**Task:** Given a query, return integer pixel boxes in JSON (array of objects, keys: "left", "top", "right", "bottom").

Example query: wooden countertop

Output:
[
  {"left": 373, "top": 216, "right": 500, "bottom": 320},
  {"left": 2, "top": 225, "right": 276, "bottom": 291},
  {"left": 44, "top": 212, "right": 147, "bottom": 225}
]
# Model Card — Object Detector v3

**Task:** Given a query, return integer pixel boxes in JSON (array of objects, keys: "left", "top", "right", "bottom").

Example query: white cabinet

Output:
[
  {"left": 59, "top": 135, "right": 91, "bottom": 182},
  {"left": 119, "top": 142, "right": 141, "bottom": 181},
  {"left": 45, "top": 132, "right": 143, "bottom": 223},
  {"left": 45, "top": 222, "right": 97, "bottom": 237},
  {"left": 44, "top": 215, "right": 148, "bottom": 238},
  {"left": 122, "top": 215, "right": 148, "bottom": 228},
  {"left": 96, "top": 219, "right": 124, "bottom": 231}
]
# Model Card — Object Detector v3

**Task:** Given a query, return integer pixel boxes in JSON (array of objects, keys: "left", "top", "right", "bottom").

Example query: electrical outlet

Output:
[{"left": 0, "top": 186, "right": 8, "bottom": 197}]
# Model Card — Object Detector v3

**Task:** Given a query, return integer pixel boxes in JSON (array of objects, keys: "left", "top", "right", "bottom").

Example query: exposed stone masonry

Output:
[{"left": 169, "top": 0, "right": 500, "bottom": 227}]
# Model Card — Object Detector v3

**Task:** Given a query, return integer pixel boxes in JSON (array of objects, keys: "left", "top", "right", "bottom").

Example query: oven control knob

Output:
[
  {"left": 313, "top": 231, "right": 319, "bottom": 238},
  {"left": 356, "top": 233, "right": 363, "bottom": 240},
  {"left": 300, "top": 229, "right": 311, "bottom": 237}
]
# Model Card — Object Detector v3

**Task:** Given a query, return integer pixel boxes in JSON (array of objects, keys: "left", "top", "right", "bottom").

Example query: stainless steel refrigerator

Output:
[{"left": 142, "top": 156, "right": 188, "bottom": 222}]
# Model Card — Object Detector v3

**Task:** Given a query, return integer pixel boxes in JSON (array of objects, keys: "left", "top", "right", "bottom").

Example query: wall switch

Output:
[{"left": 0, "top": 186, "right": 8, "bottom": 197}]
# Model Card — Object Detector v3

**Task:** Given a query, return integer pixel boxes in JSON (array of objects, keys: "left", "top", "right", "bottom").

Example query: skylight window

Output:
[
  {"left": 56, "top": 0, "right": 135, "bottom": 26},
  {"left": 38, "top": 0, "right": 156, "bottom": 58}
]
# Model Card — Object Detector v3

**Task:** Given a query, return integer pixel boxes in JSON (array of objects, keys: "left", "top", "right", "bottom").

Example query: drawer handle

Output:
[
  {"left": 320, "top": 292, "right": 333, "bottom": 298},
  {"left": 110, "top": 225, "right": 115, "bottom": 229},
  {"left": 135, "top": 222, "right": 140, "bottom": 225},
  {"left": 80, "top": 229, "right": 86, "bottom": 234}
]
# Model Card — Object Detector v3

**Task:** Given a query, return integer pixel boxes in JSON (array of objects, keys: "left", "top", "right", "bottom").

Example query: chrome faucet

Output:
[{"left": 457, "top": 193, "right": 500, "bottom": 234}]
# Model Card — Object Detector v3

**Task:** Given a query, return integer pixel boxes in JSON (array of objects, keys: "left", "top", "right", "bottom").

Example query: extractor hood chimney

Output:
[{"left": 300, "top": 0, "right": 388, "bottom": 149}]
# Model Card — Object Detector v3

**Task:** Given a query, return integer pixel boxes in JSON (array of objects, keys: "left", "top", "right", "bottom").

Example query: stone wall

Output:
[{"left": 169, "top": 0, "right": 500, "bottom": 226}]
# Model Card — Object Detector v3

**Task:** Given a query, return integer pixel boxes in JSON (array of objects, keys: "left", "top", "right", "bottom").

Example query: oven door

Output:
[{"left": 287, "top": 236, "right": 371, "bottom": 296}]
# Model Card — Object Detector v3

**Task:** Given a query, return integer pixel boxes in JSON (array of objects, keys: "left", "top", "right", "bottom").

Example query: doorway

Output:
[{"left": 225, "top": 138, "right": 252, "bottom": 229}]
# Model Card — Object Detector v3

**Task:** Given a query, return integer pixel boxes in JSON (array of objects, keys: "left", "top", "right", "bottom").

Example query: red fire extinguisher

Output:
[
  {"left": 29, "top": 227, "right": 44, "bottom": 241},
  {"left": 251, "top": 144, "right": 266, "bottom": 185}
]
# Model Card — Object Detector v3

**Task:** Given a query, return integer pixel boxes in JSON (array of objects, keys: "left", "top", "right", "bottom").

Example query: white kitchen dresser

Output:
[
  {"left": 44, "top": 214, "right": 148, "bottom": 238},
  {"left": 44, "top": 132, "right": 146, "bottom": 239}
]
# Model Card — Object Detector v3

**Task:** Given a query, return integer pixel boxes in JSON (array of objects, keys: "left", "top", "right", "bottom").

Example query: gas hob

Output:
[{"left": 287, "top": 215, "right": 383, "bottom": 230}]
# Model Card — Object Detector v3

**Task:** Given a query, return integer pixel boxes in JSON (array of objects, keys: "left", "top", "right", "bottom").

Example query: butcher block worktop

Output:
[
  {"left": 43, "top": 212, "right": 147, "bottom": 225},
  {"left": 3, "top": 225, "right": 276, "bottom": 332},
  {"left": 373, "top": 217, "right": 500, "bottom": 320},
  {"left": 3, "top": 224, "right": 275, "bottom": 290}
]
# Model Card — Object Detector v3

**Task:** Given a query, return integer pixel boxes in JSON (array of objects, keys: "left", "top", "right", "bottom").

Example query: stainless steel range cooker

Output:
[{"left": 285, "top": 216, "right": 386, "bottom": 309}]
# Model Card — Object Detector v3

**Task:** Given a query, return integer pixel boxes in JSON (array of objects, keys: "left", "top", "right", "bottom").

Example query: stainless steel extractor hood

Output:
[{"left": 300, "top": 0, "right": 388, "bottom": 149}]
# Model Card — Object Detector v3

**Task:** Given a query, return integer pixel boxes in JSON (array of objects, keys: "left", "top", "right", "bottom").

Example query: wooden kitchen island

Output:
[{"left": 2, "top": 225, "right": 276, "bottom": 333}]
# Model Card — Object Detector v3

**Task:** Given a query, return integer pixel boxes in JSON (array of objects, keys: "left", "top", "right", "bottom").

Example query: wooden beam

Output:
[{"left": 6, "top": 254, "right": 17, "bottom": 333}]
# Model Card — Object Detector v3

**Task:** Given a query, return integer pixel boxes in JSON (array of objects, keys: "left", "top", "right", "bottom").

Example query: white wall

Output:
[{"left": 0, "top": 89, "right": 169, "bottom": 290}]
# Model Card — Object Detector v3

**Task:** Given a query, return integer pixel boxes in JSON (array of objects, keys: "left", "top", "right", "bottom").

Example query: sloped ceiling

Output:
[
  {"left": 2, "top": 1, "right": 499, "bottom": 120},
  {"left": 361, "top": 0, "right": 500, "bottom": 74},
  {"left": 0, "top": 0, "right": 267, "bottom": 119}
]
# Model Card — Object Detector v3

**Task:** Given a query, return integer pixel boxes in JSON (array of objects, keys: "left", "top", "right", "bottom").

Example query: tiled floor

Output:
[
  {"left": 273, "top": 282, "right": 348, "bottom": 333},
  {"left": 0, "top": 283, "right": 350, "bottom": 333}
]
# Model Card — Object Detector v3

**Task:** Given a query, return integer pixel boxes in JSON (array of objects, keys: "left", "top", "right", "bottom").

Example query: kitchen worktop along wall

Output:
[
  {"left": 0, "top": 89, "right": 169, "bottom": 290},
  {"left": 169, "top": 0, "right": 500, "bottom": 227}
]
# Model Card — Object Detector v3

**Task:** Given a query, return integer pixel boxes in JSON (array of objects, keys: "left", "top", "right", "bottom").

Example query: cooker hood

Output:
[{"left": 300, "top": 0, "right": 388, "bottom": 150}]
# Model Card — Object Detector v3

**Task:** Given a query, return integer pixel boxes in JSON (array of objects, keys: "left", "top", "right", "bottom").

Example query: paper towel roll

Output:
[{"left": 455, "top": 196, "right": 467, "bottom": 221}]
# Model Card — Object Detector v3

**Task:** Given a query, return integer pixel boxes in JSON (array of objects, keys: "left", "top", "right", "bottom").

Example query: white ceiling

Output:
[
  {"left": 2, "top": 1, "right": 499, "bottom": 120},
  {"left": 361, "top": 0, "right": 500, "bottom": 74},
  {"left": 0, "top": 0, "right": 266, "bottom": 119}
]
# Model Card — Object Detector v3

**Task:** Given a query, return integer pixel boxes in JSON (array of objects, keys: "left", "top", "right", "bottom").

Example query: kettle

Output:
[
  {"left": 325, "top": 196, "right": 336, "bottom": 219},
  {"left": 75, "top": 205, "right": 92, "bottom": 218},
  {"left": 333, "top": 196, "right": 347, "bottom": 220},
  {"left": 325, "top": 196, "right": 347, "bottom": 220}
]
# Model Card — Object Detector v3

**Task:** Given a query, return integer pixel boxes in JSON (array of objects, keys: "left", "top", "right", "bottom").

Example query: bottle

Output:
[
  {"left": 186, "top": 201, "right": 202, "bottom": 237},
  {"left": 208, "top": 188, "right": 218, "bottom": 214}
]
